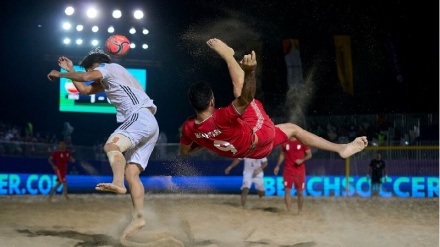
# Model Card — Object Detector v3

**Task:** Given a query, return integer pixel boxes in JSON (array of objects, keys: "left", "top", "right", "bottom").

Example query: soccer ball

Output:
[{"left": 105, "top": 34, "right": 130, "bottom": 57}]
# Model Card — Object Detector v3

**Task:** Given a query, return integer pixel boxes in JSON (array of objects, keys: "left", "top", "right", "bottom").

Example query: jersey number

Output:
[{"left": 214, "top": 140, "right": 237, "bottom": 154}]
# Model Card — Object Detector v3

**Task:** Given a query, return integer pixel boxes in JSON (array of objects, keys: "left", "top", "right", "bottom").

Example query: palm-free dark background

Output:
[{"left": 0, "top": 0, "right": 438, "bottom": 144}]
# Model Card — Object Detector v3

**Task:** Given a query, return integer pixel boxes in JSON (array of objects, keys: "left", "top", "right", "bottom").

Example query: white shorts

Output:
[
  {"left": 112, "top": 107, "right": 159, "bottom": 170},
  {"left": 241, "top": 171, "right": 265, "bottom": 191}
]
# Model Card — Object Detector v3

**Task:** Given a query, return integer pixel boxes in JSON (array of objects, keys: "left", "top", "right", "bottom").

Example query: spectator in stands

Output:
[
  {"left": 357, "top": 124, "right": 367, "bottom": 138},
  {"left": 326, "top": 122, "right": 338, "bottom": 142},
  {"left": 368, "top": 152, "right": 387, "bottom": 196},
  {"left": 25, "top": 122, "right": 33, "bottom": 138},
  {"left": 309, "top": 121, "right": 325, "bottom": 138},
  {"left": 348, "top": 125, "right": 357, "bottom": 141}
]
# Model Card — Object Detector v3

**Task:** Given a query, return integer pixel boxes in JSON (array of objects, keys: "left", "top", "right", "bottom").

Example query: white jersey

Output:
[
  {"left": 242, "top": 157, "right": 268, "bottom": 176},
  {"left": 240, "top": 157, "right": 268, "bottom": 191},
  {"left": 95, "top": 63, "right": 157, "bottom": 122}
]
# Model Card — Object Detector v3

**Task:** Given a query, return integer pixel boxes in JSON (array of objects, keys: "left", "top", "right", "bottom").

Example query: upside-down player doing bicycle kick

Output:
[{"left": 179, "top": 38, "right": 368, "bottom": 160}]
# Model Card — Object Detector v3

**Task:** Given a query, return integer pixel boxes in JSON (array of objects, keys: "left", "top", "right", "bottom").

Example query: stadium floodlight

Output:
[
  {"left": 108, "top": 26, "right": 115, "bottom": 33},
  {"left": 112, "top": 9, "right": 122, "bottom": 19},
  {"left": 133, "top": 10, "right": 143, "bottom": 19},
  {"left": 76, "top": 25, "right": 84, "bottom": 31},
  {"left": 63, "top": 38, "right": 71, "bottom": 44},
  {"left": 57, "top": 4, "right": 150, "bottom": 53},
  {"left": 62, "top": 22, "right": 72, "bottom": 30},
  {"left": 65, "top": 6, "right": 75, "bottom": 16},
  {"left": 86, "top": 7, "right": 98, "bottom": 18}
]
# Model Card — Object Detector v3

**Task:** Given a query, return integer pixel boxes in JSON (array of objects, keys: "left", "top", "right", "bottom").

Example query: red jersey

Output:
[
  {"left": 51, "top": 150, "right": 72, "bottom": 180},
  {"left": 281, "top": 139, "right": 310, "bottom": 175},
  {"left": 180, "top": 99, "right": 288, "bottom": 158}
]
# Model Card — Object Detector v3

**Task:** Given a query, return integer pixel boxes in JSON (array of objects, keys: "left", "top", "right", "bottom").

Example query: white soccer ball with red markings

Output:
[{"left": 105, "top": 34, "right": 130, "bottom": 57}]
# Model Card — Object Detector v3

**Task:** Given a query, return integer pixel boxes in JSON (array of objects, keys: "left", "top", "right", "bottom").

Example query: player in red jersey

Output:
[
  {"left": 47, "top": 140, "right": 75, "bottom": 202},
  {"left": 274, "top": 137, "right": 312, "bottom": 214},
  {"left": 179, "top": 38, "right": 368, "bottom": 159}
]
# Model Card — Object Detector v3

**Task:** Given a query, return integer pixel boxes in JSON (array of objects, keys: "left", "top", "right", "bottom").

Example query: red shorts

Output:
[
  {"left": 242, "top": 100, "right": 288, "bottom": 158},
  {"left": 283, "top": 171, "right": 305, "bottom": 191},
  {"left": 251, "top": 127, "right": 288, "bottom": 158},
  {"left": 56, "top": 168, "right": 67, "bottom": 183}
]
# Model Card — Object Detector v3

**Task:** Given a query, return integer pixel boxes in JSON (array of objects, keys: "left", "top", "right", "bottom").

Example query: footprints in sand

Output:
[{"left": 120, "top": 230, "right": 183, "bottom": 247}]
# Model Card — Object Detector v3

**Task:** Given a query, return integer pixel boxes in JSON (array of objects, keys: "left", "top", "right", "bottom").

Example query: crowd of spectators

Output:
[
  {"left": 306, "top": 114, "right": 421, "bottom": 147},
  {"left": 0, "top": 121, "right": 60, "bottom": 157},
  {"left": 0, "top": 113, "right": 435, "bottom": 159}
]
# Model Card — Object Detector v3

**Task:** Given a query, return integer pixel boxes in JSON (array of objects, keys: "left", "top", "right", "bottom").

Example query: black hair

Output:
[
  {"left": 79, "top": 48, "right": 111, "bottom": 70},
  {"left": 188, "top": 82, "right": 214, "bottom": 112}
]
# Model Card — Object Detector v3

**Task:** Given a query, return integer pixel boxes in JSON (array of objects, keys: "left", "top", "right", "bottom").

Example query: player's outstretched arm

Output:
[
  {"left": 47, "top": 69, "right": 104, "bottom": 95},
  {"left": 233, "top": 51, "right": 257, "bottom": 114}
]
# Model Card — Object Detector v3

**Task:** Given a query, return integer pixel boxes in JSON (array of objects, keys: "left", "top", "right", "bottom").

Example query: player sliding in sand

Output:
[
  {"left": 47, "top": 50, "right": 159, "bottom": 242},
  {"left": 179, "top": 38, "right": 368, "bottom": 160}
]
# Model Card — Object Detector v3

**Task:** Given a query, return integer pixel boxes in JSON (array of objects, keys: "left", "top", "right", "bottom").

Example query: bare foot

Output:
[
  {"left": 206, "top": 38, "right": 235, "bottom": 60},
  {"left": 120, "top": 214, "right": 146, "bottom": 239},
  {"left": 95, "top": 183, "right": 127, "bottom": 194},
  {"left": 207, "top": 38, "right": 244, "bottom": 98},
  {"left": 339, "top": 136, "right": 368, "bottom": 158}
]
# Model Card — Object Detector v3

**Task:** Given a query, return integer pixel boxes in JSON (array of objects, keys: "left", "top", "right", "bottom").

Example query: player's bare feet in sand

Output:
[
  {"left": 338, "top": 136, "right": 368, "bottom": 158},
  {"left": 120, "top": 213, "right": 146, "bottom": 239},
  {"left": 206, "top": 38, "right": 235, "bottom": 60},
  {"left": 95, "top": 182, "right": 127, "bottom": 194}
]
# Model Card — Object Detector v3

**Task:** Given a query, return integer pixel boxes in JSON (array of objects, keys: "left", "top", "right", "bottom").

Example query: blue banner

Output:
[{"left": 0, "top": 173, "right": 437, "bottom": 198}]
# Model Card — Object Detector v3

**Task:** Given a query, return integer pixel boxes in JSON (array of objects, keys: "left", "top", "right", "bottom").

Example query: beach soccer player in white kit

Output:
[
  {"left": 225, "top": 157, "right": 268, "bottom": 207},
  {"left": 47, "top": 50, "right": 159, "bottom": 240}
]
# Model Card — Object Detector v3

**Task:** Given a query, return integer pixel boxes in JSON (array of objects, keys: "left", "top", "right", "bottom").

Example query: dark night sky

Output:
[{"left": 0, "top": 0, "right": 438, "bottom": 144}]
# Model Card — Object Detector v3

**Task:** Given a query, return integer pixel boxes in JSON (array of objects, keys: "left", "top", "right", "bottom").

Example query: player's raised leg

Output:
[
  {"left": 276, "top": 123, "right": 368, "bottom": 158},
  {"left": 95, "top": 134, "right": 130, "bottom": 194},
  {"left": 207, "top": 38, "right": 244, "bottom": 98}
]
